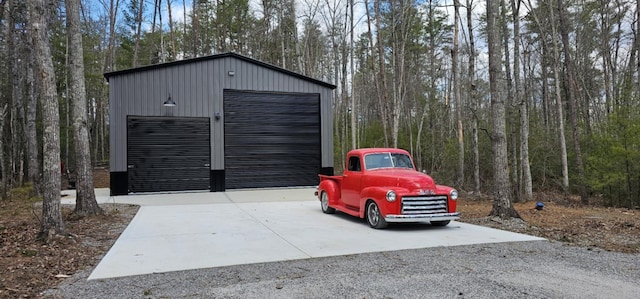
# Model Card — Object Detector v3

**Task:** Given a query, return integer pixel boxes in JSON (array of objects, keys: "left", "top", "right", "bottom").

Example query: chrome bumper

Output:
[{"left": 385, "top": 212, "right": 460, "bottom": 223}]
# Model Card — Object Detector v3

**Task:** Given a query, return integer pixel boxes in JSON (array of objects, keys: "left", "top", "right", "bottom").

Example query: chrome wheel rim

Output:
[
  {"left": 368, "top": 203, "right": 380, "bottom": 225},
  {"left": 321, "top": 192, "right": 329, "bottom": 211}
]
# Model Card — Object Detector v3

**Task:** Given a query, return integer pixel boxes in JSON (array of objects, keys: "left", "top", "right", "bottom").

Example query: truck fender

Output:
[
  {"left": 318, "top": 179, "right": 340, "bottom": 205},
  {"left": 358, "top": 186, "right": 400, "bottom": 218}
]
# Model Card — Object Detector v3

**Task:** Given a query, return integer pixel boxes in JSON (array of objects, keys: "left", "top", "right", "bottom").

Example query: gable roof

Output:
[{"left": 103, "top": 52, "right": 336, "bottom": 89}]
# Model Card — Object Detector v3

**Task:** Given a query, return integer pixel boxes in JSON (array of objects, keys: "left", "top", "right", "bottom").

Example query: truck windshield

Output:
[{"left": 364, "top": 153, "right": 414, "bottom": 170}]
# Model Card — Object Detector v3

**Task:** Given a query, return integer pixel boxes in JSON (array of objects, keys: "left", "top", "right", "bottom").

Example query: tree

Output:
[
  {"left": 27, "top": 0, "right": 66, "bottom": 240},
  {"left": 467, "top": 0, "right": 480, "bottom": 194},
  {"left": 512, "top": 0, "right": 532, "bottom": 201},
  {"left": 453, "top": 0, "right": 463, "bottom": 188},
  {"left": 26, "top": 37, "right": 41, "bottom": 196},
  {"left": 487, "top": 0, "right": 520, "bottom": 219},
  {"left": 0, "top": 104, "right": 6, "bottom": 199},
  {"left": 66, "top": 0, "right": 103, "bottom": 217},
  {"left": 557, "top": 0, "right": 588, "bottom": 204}
]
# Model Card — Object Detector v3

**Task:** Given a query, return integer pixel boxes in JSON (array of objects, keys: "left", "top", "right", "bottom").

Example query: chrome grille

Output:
[{"left": 401, "top": 195, "right": 448, "bottom": 215}]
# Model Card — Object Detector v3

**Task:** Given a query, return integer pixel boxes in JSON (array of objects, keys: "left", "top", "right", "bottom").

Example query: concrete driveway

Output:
[{"left": 62, "top": 188, "right": 543, "bottom": 280}]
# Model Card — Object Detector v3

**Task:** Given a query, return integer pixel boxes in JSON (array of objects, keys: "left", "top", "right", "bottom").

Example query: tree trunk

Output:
[
  {"left": 28, "top": 0, "right": 66, "bottom": 239},
  {"left": 467, "top": 0, "right": 480, "bottom": 194},
  {"left": 350, "top": 0, "right": 356, "bottom": 149},
  {"left": 511, "top": 0, "right": 531, "bottom": 201},
  {"left": 66, "top": 0, "right": 103, "bottom": 217},
  {"left": 102, "top": 0, "right": 119, "bottom": 73},
  {"left": 133, "top": 0, "right": 144, "bottom": 67},
  {"left": 26, "top": 41, "right": 41, "bottom": 196},
  {"left": 0, "top": 105, "right": 7, "bottom": 200},
  {"left": 487, "top": 0, "right": 520, "bottom": 219},
  {"left": 500, "top": 0, "right": 519, "bottom": 201},
  {"left": 548, "top": 0, "right": 570, "bottom": 193},
  {"left": 453, "top": 0, "right": 464, "bottom": 188},
  {"left": 364, "top": 0, "right": 389, "bottom": 147},
  {"left": 167, "top": 0, "right": 177, "bottom": 60},
  {"left": 557, "top": 0, "right": 588, "bottom": 204}
]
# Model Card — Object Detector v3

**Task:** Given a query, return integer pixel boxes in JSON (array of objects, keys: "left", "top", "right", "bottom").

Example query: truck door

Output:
[{"left": 341, "top": 155, "right": 363, "bottom": 208}]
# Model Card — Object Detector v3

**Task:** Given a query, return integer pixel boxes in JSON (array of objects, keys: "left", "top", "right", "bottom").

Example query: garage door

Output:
[
  {"left": 224, "top": 90, "right": 321, "bottom": 189},
  {"left": 127, "top": 116, "right": 210, "bottom": 192}
]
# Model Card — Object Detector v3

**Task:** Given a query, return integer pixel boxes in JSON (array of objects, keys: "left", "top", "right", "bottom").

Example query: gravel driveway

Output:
[{"left": 46, "top": 240, "right": 639, "bottom": 298}]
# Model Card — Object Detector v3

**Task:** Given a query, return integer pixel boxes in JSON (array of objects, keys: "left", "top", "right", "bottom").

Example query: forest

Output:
[{"left": 1, "top": 0, "right": 639, "bottom": 224}]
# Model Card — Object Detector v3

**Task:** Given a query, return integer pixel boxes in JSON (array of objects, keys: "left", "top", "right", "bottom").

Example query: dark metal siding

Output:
[
  {"left": 224, "top": 90, "right": 320, "bottom": 189},
  {"left": 127, "top": 117, "right": 210, "bottom": 192}
]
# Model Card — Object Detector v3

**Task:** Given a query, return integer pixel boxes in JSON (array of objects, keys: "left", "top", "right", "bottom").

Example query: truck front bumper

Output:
[{"left": 385, "top": 212, "right": 460, "bottom": 223}]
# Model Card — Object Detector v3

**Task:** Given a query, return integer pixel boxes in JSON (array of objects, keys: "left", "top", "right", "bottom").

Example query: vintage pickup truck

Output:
[{"left": 316, "top": 148, "right": 460, "bottom": 228}]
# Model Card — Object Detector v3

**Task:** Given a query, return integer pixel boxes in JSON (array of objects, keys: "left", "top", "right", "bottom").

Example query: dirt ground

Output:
[{"left": 1, "top": 171, "right": 639, "bottom": 298}]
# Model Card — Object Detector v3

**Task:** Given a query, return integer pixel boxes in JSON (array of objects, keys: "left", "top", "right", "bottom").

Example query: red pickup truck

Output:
[{"left": 317, "top": 148, "right": 459, "bottom": 228}]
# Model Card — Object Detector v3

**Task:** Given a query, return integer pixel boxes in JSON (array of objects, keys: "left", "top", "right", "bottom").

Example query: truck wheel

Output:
[
  {"left": 366, "top": 201, "right": 388, "bottom": 229},
  {"left": 321, "top": 192, "right": 336, "bottom": 214},
  {"left": 430, "top": 220, "right": 450, "bottom": 226}
]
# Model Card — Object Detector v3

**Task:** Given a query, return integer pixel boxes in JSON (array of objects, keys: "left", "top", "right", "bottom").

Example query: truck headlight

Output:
[
  {"left": 450, "top": 189, "right": 459, "bottom": 200},
  {"left": 386, "top": 190, "right": 397, "bottom": 202}
]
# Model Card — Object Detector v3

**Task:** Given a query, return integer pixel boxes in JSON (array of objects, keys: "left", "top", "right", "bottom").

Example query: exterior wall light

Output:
[
  {"left": 163, "top": 94, "right": 176, "bottom": 107},
  {"left": 228, "top": 71, "right": 235, "bottom": 76}
]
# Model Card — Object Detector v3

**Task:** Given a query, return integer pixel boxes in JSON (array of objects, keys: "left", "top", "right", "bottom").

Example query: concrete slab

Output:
[{"left": 87, "top": 189, "right": 544, "bottom": 280}]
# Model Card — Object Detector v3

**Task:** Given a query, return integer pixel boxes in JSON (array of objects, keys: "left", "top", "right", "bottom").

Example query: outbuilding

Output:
[{"left": 105, "top": 53, "right": 335, "bottom": 195}]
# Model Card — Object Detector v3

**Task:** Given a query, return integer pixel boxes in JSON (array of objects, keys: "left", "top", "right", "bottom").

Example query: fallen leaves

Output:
[
  {"left": 0, "top": 200, "right": 137, "bottom": 299},
  {"left": 458, "top": 193, "right": 640, "bottom": 253}
]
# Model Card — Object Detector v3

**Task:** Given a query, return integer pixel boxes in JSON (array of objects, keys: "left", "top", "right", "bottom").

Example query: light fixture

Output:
[
  {"left": 163, "top": 94, "right": 176, "bottom": 107},
  {"left": 228, "top": 71, "right": 235, "bottom": 76},
  {"left": 215, "top": 112, "right": 221, "bottom": 120}
]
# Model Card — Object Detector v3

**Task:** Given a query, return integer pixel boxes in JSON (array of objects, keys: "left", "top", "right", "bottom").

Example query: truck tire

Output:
[
  {"left": 321, "top": 192, "right": 336, "bottom": 214},
  {"left": 366, "top": 201, "right": 388, "bottom": 229}
]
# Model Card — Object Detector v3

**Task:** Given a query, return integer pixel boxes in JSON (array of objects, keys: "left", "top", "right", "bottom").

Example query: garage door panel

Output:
[
  {"left": 128, "top": 117, "right": 210, "bottom": 193},
  {"left": 128, "top": 135, "right": 210, "bottom": 145},
  {"left": 129, "top": 179, "right": 210, "bottom": 193},
  {"left": 127, "top": 156, "right": 210, "bottom": 168},
  {"left": 128, "top": 145, "right": 211, "bottom": 158},
  {"left": 224, "top": 90, "right": 320, "bottom": 189}
]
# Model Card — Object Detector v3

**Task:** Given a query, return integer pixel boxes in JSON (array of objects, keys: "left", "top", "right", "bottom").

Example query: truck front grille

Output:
[{"left": 401, "top": 195, "right": 448, "bottom": 215}]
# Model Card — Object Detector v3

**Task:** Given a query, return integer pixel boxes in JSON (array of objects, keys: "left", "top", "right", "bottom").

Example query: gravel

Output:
[{"left": 44, "top": 240, "right": 640, "bottom": 298}]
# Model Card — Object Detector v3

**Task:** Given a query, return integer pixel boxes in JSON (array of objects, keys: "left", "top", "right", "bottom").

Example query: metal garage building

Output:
[{"left": 105, "top": 53, "right": 335, "bottom": 195}]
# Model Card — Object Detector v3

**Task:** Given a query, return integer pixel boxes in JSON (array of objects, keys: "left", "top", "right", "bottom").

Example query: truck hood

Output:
[{"left": 364, "top": 169, "right": 437, "bottom": 193}]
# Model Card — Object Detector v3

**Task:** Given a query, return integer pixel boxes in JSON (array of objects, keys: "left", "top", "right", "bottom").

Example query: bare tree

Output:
[
  {"left": 67, "top": 0, "right": 103, "bottom": 217},
  {"left": 98, "top": 0, "right": 120, "bottom": 72},
  {"left": 453, "top": 0, "right": 463, "bottom": 188},
  {"left": 28, "top": 0, "right": 66, "bottom": 240},
  {"left": 133, "top": 0, "right": 144, "bottom": 67},
  {"left": 0, "top": 104, "right": 7, "bottom": 200},
  {"left": 364, "top": 0, "right": 390, "bottom": 147},
  {"left": 467, "top": 0, "right": 480, "bottom": 194},
  {"left": 558, "top": 0, "right": 588, "bottom": 204},
  {"left": 26, "top": 39, "right": 41, "bottom": 196},
  {"left": 487, "top": 0, "right": 520, "bottom": 219},
  {"left": 167, "top": 0, "right": 177, "bottom": 60},
  {"left": 548, "top": 0, "right": 570, "bottom": 192},
  {"left": 511, "top": 0, "right": 532, "bottom": 201}
]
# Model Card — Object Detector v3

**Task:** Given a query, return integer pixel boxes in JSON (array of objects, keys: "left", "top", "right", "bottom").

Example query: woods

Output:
[{"left": 1, "top": 0, "right": 640, "bottom": 233}]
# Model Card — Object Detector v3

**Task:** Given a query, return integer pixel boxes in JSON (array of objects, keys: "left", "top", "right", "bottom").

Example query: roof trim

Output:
[{"left": 103, "top": 52, "right": 336, "bottom": 89}]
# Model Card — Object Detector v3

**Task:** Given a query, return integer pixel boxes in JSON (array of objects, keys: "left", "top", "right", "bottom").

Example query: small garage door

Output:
[
  {"left": 127, "top": 116, "right": 210, "bottom": 192},
  {"left": 224, "top": 90, "right": 321, "bottom": 189}
]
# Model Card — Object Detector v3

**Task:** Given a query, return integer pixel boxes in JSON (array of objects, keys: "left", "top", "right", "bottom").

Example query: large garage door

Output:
[
  {"left": 224, "top": 90, "right": 321, "bottom": 189},
  {"left": 127, "top": 116, "right": 210, "bottom": 193}
]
